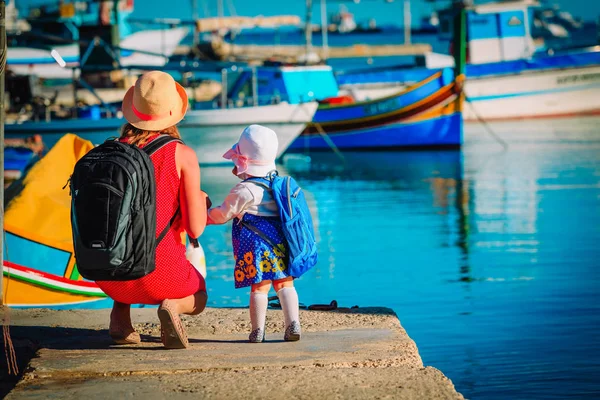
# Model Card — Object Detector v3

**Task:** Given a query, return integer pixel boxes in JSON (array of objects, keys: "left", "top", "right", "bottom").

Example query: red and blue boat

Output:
[{"left": 288, "top": 68, "right": 463, "bottom": 151}]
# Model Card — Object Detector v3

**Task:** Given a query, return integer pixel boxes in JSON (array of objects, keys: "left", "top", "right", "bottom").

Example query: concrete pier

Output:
[{"left": 2, "top": 306, "right": 463, "bottom": 399}]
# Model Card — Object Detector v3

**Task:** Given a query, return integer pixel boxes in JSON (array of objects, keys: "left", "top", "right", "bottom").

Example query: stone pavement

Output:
[{"left": 2, "top": 307, "right": 464, "bottom": 399}]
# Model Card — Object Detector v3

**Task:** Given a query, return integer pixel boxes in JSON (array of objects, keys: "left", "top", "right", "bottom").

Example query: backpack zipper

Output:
[
  {"left": 81, "top": 159, "right": 135, "bottom": 194},
  {"left": 85, "top": 182, "right": 125, "bottom": 197},
  {"left": 287, "top": 177, "right": 293, "bottom": 217}
]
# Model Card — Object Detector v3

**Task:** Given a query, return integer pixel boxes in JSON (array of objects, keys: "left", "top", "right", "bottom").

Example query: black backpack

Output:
[{"left": 70, "top": 135, "right": 181, "bottom": 281}]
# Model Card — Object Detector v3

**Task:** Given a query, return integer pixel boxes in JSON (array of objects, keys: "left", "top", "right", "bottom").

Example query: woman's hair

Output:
[{"left": 119, "top": 123, "right": 182, "bottom": 146}]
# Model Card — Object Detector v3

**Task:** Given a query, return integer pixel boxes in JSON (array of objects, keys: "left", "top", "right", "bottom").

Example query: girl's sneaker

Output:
[
  {"left": 249, "top": 327, "right": 265, "bottom": 343},
  {"left": 284, "top": 321, "right": 301, "bottom": 341}
]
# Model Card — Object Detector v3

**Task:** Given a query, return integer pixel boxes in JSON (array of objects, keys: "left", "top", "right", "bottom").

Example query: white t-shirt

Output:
[{"left": 207, "top": 181, "right": 278, "bottom": 225}]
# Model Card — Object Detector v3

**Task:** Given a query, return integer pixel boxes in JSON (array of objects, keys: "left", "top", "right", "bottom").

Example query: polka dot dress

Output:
[
  {"left": 96, "top": 135, "right": 205, "bottom": 304},
  {"left": 231, "top": 213, "right": 290, "bottom": 288}
]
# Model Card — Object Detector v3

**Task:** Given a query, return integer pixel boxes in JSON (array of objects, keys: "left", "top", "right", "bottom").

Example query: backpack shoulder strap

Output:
[
  {"left": 142, "top": 135, "right": 183, "bottom": 246},
  {"left": 143, "top": 135, "right": 183, "bottom": 156},
  {"left": 156, "top": 206, "right": 180, "bottom": 246},
  {"left": 243, "top": 177, "right": 272, "bottom": 190}
]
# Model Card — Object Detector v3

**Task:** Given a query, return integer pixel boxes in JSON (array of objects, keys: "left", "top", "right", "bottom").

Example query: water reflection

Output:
[{"left": 201, "top": 121, "right": 600, "bottom": 399}]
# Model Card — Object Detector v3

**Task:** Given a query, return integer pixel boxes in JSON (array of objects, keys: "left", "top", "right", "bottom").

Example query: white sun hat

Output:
[{"left": 223, "top": 124, "right": 279, "bottom": 177}]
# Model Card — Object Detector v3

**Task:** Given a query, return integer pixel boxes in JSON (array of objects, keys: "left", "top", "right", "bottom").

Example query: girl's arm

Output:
[
  {"left": 207, "top": 184, "right": 255, "bottom": 225},
  {"left": 176, "top": 143, "right": 208, "bottom": 238}
]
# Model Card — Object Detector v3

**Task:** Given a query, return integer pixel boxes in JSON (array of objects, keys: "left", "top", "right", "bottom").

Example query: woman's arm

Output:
[{"left": 176, "top": 144, "right": 208, "bottom": 238}]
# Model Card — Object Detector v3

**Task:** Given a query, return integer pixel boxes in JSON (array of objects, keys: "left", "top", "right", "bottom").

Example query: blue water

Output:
[{"left": 198, "top": 118, "right": 600, "bottom": 399}]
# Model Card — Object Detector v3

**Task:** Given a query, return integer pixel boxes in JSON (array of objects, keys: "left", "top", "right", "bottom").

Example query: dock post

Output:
[{"left": 0, "top": 0, "right": 6, "bottom": 304}]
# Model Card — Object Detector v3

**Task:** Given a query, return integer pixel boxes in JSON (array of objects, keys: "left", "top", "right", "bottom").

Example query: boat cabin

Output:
[
  {"left": 439, "top": 0, "right": 538, "bottom": 64},
  {"left": 194, "top": 65, "right": 340, "bottom": 109}
]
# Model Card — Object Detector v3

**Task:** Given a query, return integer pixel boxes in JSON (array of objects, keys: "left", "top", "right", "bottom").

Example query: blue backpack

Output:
[{"left": 246, "top": 173, "right": 318, "bottom": 278}]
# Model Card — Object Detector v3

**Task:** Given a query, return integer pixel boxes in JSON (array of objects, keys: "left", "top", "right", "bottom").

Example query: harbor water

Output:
[{"left": 199, "top": 117, "right": 600, "bottom": 399}]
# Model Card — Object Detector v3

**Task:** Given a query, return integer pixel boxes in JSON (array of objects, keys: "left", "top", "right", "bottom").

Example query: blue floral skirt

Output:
[{"left": 232, "top": 213, "right": 290, "bottom": 289}]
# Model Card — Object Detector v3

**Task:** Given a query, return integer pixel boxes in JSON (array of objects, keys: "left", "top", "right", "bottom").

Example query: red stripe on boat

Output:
[{"left": 2, "top": 260, "right": 100, "bottom": 288}]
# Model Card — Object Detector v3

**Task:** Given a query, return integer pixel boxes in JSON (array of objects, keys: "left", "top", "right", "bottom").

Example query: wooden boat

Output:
[
  {"left": 1, "top": 133, "right": 207, "bottom": 309},
  {"left": 287, "top": 68, "right": 463, "bottom": 151},
  {"left": 2, "top": 134, "right": 112, "bottom": 308}
]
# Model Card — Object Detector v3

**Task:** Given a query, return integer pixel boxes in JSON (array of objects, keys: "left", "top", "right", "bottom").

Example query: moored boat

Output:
[
  {"left": 2, "top": 134, "right": 111, "bottom": 309},
  {"left": 336, "top": 0, "right": 600, "bottom": 122},
  {"left": 289, "top": 68, "right": 463, "bottom": 151},
  {"left": 4, "top": 66, "right": 325, "bottom": 164}
]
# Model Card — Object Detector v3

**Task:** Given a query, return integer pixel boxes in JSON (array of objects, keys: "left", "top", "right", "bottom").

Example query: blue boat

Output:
[
  {"left": 289, "top": 68, "right": 463, "bottom": 150},
  {"left": 3, "top": 136, "right": 44, "bottom": 184}
]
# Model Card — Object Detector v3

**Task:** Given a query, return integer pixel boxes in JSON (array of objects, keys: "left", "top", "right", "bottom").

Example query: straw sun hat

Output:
[{"left": 122, "top": 71, "right": 188, "bottom": 131}]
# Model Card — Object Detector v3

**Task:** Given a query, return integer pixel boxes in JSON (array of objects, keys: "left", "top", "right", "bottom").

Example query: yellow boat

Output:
[
  {"left": 2, "top": 133, "right": 207, "bottom": 308},
  {"left": 2, "top": 134, "right": 111, "bottom": 308}
]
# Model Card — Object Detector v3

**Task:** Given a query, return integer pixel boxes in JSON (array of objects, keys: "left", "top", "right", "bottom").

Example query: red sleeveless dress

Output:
[{"left": 96, "top": 136, "right": 205, "bottom": 305}]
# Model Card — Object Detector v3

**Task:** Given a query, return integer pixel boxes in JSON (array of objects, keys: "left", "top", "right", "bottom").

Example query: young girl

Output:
[{"left": 207, "top": 125, "right": 301, "bottom": 343}]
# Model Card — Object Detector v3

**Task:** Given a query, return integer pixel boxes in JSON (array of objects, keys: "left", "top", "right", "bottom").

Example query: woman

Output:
[{"left": 96, "top": 70, "right": 208, "bottom": 349}]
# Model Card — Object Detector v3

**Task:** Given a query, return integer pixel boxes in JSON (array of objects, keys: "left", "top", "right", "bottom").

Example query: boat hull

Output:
[
  {"left": 4, "top": 102, "right": 318, "bottom": 165},
  {"left": 340, "top": 53, "right": 600, "bottom": 121},
  {"left": 463, "top": 65, "right": 600, "bottom": 120},
  {"left": 290, "top": 69, "right": 463, "bottom": 150},
  {"left": 2, "top": 261, "right": 110, "bottom": 309}
]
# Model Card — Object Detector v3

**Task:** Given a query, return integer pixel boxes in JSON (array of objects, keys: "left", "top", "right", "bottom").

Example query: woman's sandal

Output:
[
  {"left": 109, "top": 329, "right": 141, "bottom": 345},
  {"left": 157, "top": 299, "right": 189, "bottom": 349}
]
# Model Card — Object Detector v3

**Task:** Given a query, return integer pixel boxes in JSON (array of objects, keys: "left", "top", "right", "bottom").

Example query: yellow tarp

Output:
[{"left": 5, "top": 134, "right": 94, "bottom": 249}]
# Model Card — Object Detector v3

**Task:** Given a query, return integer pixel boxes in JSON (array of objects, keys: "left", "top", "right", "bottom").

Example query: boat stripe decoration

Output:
[
  {"left": 3, "top": 261, "right": 107, "bottom": 297},
  {"left": 304, "top": 82, "right": 459, "bottom": 135}
]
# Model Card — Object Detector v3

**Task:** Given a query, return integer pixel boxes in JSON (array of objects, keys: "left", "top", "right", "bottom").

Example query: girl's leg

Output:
[
  {"left": 274, "top": 277, "right": 301, "bottom": 341},
  {"left": 249, "top": 280, "right": 272, "bottom": 342},
  {"left": 109, "top": 301, "right": 141, "bottom": 344}
]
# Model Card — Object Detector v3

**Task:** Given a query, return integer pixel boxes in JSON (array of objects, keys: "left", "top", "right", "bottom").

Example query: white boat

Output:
[
  {"left": 4, "top": 101, "right": 318, "bottom": 165},
  {"left": 4, "top": 66, "right": 329, "bottom": 165},
  {"left": 337, "top": 0, "right": 600, "bottom": 122},
  {"left": 180, "top": 102, "right": 319, "bottom": 164},
  {"left": 7, "top": 28, "right": 188, "bottom": 79}
]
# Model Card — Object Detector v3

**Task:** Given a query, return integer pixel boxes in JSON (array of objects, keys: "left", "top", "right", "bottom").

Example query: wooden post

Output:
[
  {"left": 0, "top": 0, "right": 6, "bottom": 304},
  {"left": 305, "top": 0, "right": 313, "bottom": 64}
]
